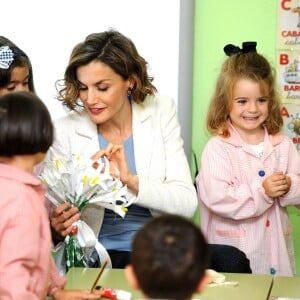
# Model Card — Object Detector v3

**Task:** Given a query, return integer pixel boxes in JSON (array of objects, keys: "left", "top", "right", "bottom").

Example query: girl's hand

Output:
[
  {"left": 50, "top": 202, "right": 80, "bottom": 238},
  {"left": 91, "top": 143, "right": 138, "bottom": 193},
  {"left": 53, "top": 288, "right": 102, "bottom": 300},
  {"left": 285, "top": 175, "right": 292, "bottom": 194},
  {"left": 262, "top": 171, "right": 291, "bottom": 198}
]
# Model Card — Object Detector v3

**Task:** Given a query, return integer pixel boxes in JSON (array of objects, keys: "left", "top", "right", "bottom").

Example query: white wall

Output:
[
  {"left": 1, "top": 0, "right": 180, "bottom": 120},
  {"left": 2, "top": 0, "right": 194, "bottom": 159}
]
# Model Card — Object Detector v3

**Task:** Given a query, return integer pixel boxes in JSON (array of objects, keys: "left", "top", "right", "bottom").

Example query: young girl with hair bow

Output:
[{"left": 197, "top": 42, "right": 300, "bottom": 276}]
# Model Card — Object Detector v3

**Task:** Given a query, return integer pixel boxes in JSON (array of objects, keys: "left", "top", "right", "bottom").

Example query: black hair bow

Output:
[{"left": 224, "top": 41, "right": 257, "bottom": 56}]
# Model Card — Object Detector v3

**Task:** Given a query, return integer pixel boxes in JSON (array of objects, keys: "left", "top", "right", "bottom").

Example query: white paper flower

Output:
[
  {"left": 40, "top": 149, "right": 131, "bottom": 214},
  {"left": 39, "top": 149, "right": 132, "bottom": 271}
]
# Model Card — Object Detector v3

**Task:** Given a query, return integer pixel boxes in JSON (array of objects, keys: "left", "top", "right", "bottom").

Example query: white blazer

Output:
[{"left": 51, "top": 94, "right": 197, "bottom": 237}]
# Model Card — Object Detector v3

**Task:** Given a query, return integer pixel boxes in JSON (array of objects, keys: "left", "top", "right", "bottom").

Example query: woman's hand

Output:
[
  {"left": 91, "top": 143, "right": 138, "bottom": 193},
  {"left": 262, "top": 171, "right": 291, "bottom": 198},
  {"left": 50, "top": 202, "right": 80, "bottom": 239}
]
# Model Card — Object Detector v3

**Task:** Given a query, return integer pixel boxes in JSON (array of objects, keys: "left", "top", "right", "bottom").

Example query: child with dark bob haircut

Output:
[
  {"left": 0, "top": 91, "right": 101, "bottom": 299},
  {"left": 0, "top": 92, "right": 53, "bottom": 155},
  {"left": 125, "top": 214, "right": 210, "bottom": 300}
]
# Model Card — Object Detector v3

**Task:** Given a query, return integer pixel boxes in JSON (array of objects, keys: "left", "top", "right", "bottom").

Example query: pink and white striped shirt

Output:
[{"left": 197, "top": 122, "right": 300, "bottom": 276}]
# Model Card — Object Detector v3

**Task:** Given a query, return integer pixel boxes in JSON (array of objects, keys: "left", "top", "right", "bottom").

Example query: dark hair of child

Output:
[
  {"left": 130, "top": 214, "right": 209, "bottom": 299},
  {"left": 0, "top": 91, "right": 53, "bottom": 155}
]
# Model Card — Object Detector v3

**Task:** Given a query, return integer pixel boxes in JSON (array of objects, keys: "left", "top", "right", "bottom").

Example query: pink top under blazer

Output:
[
  {"left": 0, "top": 164, "right": 65, "bottom": 299},
  {"left": 197, "top": 121, "right": 300, "bottom": 276}
]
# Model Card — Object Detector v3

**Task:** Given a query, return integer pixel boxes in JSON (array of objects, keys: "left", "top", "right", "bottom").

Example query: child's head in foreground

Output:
[
  {"left": 0, "top": 91, "right": 53, "bottom": 158},
  {"left": 125, "top": 214, "right": 210, "bottom": 300}
]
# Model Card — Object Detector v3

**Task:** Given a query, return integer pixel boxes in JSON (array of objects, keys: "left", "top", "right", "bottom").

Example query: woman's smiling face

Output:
[{"left": 76, "top": 60, "right": 131, "bottom": 125}]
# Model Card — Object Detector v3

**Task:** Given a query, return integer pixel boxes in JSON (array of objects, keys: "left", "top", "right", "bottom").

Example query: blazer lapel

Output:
[
  {"left": 74, "top": 111, "right": 100, "bottom": 156},
  {"left": 132, "top": 101, "right": 155, "bottom": 177}
]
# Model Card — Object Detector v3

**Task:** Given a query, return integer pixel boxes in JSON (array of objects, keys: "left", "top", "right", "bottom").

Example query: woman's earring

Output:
[{"left": 127, "top": 87, "right": 133, "bottom": 101}]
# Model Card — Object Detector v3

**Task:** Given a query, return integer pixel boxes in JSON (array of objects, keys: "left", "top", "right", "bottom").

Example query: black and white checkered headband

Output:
[{"left": 0, "top": 46, "right": 14, "bottom": 69}]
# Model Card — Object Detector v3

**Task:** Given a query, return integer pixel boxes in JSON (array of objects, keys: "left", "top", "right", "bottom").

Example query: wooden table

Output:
[
  {"left": 270, "top": 275, "right": 300, "bottom": 299},
  {"left": 65, "top": 268, "right": 274, "bottom": 300}
]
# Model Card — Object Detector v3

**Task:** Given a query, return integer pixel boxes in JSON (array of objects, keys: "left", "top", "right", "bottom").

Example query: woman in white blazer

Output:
[{"left": 48, "top": 29, "right": 197, "bottom": 268}]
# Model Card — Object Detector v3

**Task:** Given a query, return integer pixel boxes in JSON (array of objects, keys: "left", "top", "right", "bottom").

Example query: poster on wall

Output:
[
  {"left": 278, "top": 0, "right": 300, "bottom": 152},
  {"left": 277, "top": 0, "right": 300, "bottom": 49},
  {"left": 277, "top": 50, "right": 300, "bottom": 103},
  {"left": 282, "top": 103, "right": 300, "bottom": 150}
]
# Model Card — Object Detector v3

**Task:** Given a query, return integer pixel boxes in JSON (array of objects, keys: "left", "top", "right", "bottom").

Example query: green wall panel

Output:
[{"left": 192, "top": 0, "right": 300, "bottom": 275}]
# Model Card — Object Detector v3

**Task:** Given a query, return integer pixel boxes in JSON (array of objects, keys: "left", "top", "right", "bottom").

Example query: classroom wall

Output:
[
  {"left": 192, "top": 0, "right": 300, "bottom": 276},
  {"left": 1, "top": 0, "right": 196, "bottom": 161},
  {"left": 1, "top": 0, "right": 181, "bottom": 121},
  {"left": 192, "top": 0, "right": 277, "bottom": 162}
]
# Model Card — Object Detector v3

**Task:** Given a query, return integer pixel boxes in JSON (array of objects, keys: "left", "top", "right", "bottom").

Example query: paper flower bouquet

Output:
[{"left": 39, "top": 149, "right": 132, "bottom": 272}]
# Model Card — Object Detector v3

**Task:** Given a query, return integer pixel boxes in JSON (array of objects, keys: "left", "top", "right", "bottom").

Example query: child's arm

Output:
[
  {"left": 276, "top": 137, "right": 300, "bottom": 207},
  {"left": 52, "top": 288, "right": 102, "bottom": 300},
  {"left": 0, "top": 194, "right": 46, "bottom": 299},
  {"left": 48, "top": 254, "right": 102, "bottom": 299}
]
